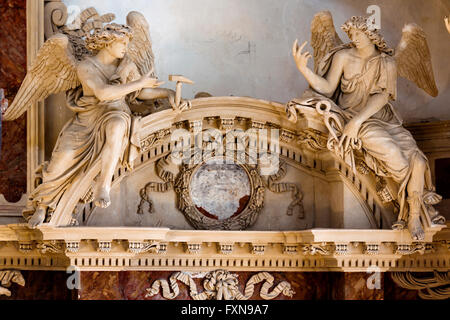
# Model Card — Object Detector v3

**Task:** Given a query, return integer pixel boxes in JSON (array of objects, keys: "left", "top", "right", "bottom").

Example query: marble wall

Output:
[
  {"left": 0, "top": 270, "right": 423, "bottom": 300},
  {"left": 58, "top": 271, "right": 418, "bottom": 300},
  {"left": 0, "top": 0, "right": 27, "bottom": 202},
  {"left": 0, "top": 271, "right": 76, "bottom": 300}
]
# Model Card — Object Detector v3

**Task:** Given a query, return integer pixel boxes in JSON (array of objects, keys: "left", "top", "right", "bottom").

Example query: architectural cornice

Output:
[{"left": 0, "top": 224, "right": 448, "bottom": 272}]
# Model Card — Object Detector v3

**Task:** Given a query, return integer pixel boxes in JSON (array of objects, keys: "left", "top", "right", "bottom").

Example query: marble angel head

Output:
[
  {"left": 341, "top": 16, "right": 393, "bottom": 55},
  {"left": 85, "top": 23, "right": 133, "bottom": 59}
]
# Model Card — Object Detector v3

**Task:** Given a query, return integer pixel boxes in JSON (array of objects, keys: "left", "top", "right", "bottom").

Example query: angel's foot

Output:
[
  {"left": 94, "top": 187, "right": 111, "bottom": 208},
  {"left": 423, "top": 191, "right": 442, "bottom": 205},
  {"left": 431, "top": 214, "right": 446, "bottom": 225},
  {"left": 408, "top": 214, "right": 425, "bottom": 241},
  {"left": 28, "top": 207, "right": 46, "bottom": 229},
  {"left": 391, "top": 220, "right": 406, "bottom": 230}
]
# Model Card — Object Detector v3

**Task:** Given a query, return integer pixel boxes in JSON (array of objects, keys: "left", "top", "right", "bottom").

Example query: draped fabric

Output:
[{"left": 24, "top": 57, "right": 133, "bottom": 217}]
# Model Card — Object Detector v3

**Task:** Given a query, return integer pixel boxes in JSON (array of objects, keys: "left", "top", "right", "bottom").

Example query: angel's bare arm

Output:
[
  {"left": 293, "top": 40, "right": 345, "bottom": 97},
  {"left": 354, "top": 92, "right": 390, "bottom": 124},
  {"left": 77, "top": 62, "right": 157, "bottom": 101},
  {"left": 138, "top": 88, "right": 173, "bottom": 100},
  {"left": 339, "top": 92, "right": 390, "bottom": 149}
]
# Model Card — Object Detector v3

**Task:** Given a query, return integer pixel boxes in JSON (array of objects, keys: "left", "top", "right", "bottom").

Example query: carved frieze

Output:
[
  {"left": 36, "top": 241, "right": 64, "bottom": 254},
  {"left": 302, "top": 243, "right": 331, "bottom": 256},
  {"left": 218, "top": 243, "right": 234, "bottom": 255},
  {"left": 97, "top": 241, "right": 112, "bottom": 253},
  {"left": 128, "top": 241, "right": 159, "bottom": 254},
  {"left": 145, "top": 270, "right": 295, "bottom": 300},
  {"left": 65, "top": 241, "right": 80, "bottom": 253},
  {"left": 186, "top": 243, "right": 202, "bottom": 255},
  {"left": 140, "top": 129, "right": 172, "bottom": 152}
]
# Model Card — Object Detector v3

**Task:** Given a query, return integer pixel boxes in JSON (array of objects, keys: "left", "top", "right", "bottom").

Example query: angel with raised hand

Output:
[
  {"left": 2, "top": 10, "right": 189, "bottom": 228},
  {"left": 287, "top": 11, "right": 445, "bottom": 240}
]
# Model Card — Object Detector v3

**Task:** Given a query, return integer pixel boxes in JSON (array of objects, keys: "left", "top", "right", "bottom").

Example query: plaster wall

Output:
[{"left": 61, "top": 0, "right": 450, "bottom": 123}]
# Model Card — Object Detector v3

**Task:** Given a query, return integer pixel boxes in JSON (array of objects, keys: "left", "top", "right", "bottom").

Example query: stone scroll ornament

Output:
[
  {"left": 391, "top": 272, "right": 450, "bottom": 300},
  {"left": 286, "top": 11, "right": 445, "bottom": 240},
  {"left": 2, "top": 7, "right": 191, "bottom": 229},
  {"left": 0, "top": 270, "right": 25, "bottom": 297},
  {"left": 145, "top": 270, "right": 295, "bottom": 300}
]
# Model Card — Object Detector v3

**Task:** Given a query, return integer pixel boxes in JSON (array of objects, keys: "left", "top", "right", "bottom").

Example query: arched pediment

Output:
[{"left": 46, "top": 96, "right": 395, "bottom": 231}]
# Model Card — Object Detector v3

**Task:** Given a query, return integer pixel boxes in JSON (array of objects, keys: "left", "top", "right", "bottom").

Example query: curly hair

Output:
[
  {"left": 341, "top": 16, "right": 393, "bottom": 55},
  {"left": 85, "top": 23, "right": 133, "bottom": 52}
]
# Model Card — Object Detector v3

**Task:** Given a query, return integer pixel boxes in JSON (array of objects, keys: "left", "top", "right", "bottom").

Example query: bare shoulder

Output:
[
  {"left": 77, "top": 59, "right": 93, "bottom": 76},
  {"left": 77, "top": 58, "right": 101, "bottom": 82},
  {"left": 332, "top": 48, "right": 351, "bottom": 63}
]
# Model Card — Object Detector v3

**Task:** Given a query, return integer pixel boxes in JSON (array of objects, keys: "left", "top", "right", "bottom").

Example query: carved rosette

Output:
[{"left": 174, "top": 156, "right": 265, "bottom": 230}]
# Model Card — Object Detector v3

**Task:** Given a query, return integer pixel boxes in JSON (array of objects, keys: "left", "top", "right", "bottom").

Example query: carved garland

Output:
[{"left": 145, "top": 270, "right": 295, "bottom": 300}]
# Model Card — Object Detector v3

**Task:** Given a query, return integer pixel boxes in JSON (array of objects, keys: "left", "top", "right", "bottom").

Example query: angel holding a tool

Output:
[
  {"left": 2, "top": 10, "right": 190, "bottom": 228},
  {"left": 287, "top": 12, "right": 445, "bottom": 240}
]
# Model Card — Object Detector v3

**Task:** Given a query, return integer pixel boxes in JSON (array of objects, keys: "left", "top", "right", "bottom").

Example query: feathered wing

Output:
[
  {"left": 3, "top": 33, "right": 80, "bottom": 121},
  {"left": 310, "top": 11, "right": 343, "bottom": 73},
  {"left": 394, "top": 23, "right": 438, "bottom": 97},
  {"left": 125, "top": 11, "right": 156, "bottom": 78}
]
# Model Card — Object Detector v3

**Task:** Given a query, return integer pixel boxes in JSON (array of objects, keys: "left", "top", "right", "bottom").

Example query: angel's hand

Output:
[
  {"left": 166, "top": 89, "right": 177, "bottom": 110},
  {"left": 286, "top": 103, "right": 298, "bottom": 123},
  {"left": 339, "top": 118, "right": 362, "bottom": 150},
  {"left": 445, "top": 16, "right": 450, "bottom": 34},
  {"left": 292, "top": 40, "right": 312, "bottom": 73},
  {"left": 139, "top": 72, "right": 163, "bottom": 89},
  {"left": 178, "top": 99, "right": 191, "bottom": 112}
]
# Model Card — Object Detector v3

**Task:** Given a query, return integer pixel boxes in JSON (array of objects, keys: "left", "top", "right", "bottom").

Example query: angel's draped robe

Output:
[
  {"left": 24, "top": 57, "right": 135, "bottom": 218},
  {"left": 297, "top": 45, "right": 435, "bottom": 220}
]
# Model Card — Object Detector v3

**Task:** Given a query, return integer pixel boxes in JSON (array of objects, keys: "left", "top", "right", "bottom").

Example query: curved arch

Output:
[{"left": 46, "top": 96, "right": 391, "bottom": 228}]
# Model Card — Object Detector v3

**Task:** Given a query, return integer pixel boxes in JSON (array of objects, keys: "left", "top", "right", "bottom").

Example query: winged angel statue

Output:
[
  {"left": 287, "top": 12, "right": 445, "bottom": 240},
  {"left": 3, "top": 9, "right": 188, "bottom": 228}
]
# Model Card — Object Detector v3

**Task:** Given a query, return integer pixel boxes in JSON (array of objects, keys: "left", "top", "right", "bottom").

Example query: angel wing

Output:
[
  {"left": 310, "top": 11, "right": 343, "bottom": 73},
  {"left": 3, "top": 33, "right": 80, "bottom": 121},
  {"left": 124, "top": 11, "right": 156, "bottom": 78},
  {"left": 394, "top": 24, "right": 438, "bottom": 97}
]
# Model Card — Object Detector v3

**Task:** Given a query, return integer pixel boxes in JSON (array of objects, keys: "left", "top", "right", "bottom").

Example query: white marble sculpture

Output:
[
  {"left": 3, "top": 10, "right": 189, "bottom": 228},
  {"left": 287, "top": 12, "right": 445, "bottom": 240}
]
